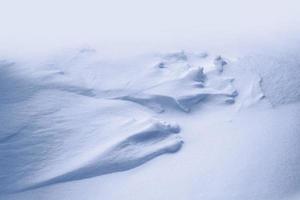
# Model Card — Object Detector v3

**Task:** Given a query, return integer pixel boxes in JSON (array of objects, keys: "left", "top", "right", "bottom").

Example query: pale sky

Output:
[{"left": 0, "top": 0, "right": 299, "bottom": 54}]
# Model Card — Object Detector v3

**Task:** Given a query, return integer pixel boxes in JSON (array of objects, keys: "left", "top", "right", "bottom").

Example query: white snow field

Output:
[{"left": 0, "top": 44, "right": 300, "bottom": 200}]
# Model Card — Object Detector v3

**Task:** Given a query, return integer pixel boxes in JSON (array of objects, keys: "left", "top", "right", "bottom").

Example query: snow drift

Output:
[{"left": 0, "top": 47, "right": 300, "bottom": 200}]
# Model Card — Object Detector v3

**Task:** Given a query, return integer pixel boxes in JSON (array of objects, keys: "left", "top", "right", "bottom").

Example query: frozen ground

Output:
[{"left": 0, "top": 45, "right": 300, "bottom": 200}]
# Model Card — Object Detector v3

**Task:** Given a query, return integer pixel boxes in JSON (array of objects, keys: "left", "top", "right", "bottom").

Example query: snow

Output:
[{"left": 0, "top": 43, "right": 300, "bottom": 200}]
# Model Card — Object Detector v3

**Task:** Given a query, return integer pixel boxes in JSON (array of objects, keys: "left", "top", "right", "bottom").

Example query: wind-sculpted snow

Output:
[
  {"left": 0, "top": 86, "right": 183, "bottom": 193},
  {"left": 116, "top": 74, "right": 238, "bottom": 113},
  {"left": 20, "top": 119, "right": 182, "bottom": 192},
  {"left": 1, "top": 49, "right": 280, "bottom": 195},
  {"left": 239, "top": 53, "right": 300, "bottom": 106},
  {"left": 116, "top": 57, "right": 238, "bottom": 113}
]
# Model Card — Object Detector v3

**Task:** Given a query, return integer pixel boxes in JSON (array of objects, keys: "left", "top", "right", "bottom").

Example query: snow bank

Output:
[{"left": 0, "top": 47, "right": 300, "bottom": 200}]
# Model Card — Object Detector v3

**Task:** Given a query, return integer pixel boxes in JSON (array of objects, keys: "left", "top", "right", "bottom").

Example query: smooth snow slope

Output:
[{"left": 0, "top": 46, "right": 300, "bottom": 200}]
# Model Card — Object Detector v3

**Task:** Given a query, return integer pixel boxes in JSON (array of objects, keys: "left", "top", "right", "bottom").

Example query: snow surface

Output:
[{"left": 0, "top": 45, "right": 300, "bottom": 200}]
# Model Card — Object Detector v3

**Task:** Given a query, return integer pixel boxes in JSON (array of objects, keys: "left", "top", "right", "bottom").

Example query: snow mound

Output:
[
  {"left": 110, "top": 51, "right": 238, "bottom": 113},
  {"left": 2, "top": 48, "right": 288, "bottom": 195},
  {"left": 0, "top": 61, "right": 185, "bottom": 193},
  {"left": 116, "top": 65, "right": 238, "bottom": 113},
  {"left": 0, "top": 86, "right": 183, "bottom": 193},
  {"left": 21, "top": 119, "right": 182, "bottom": 191}
]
